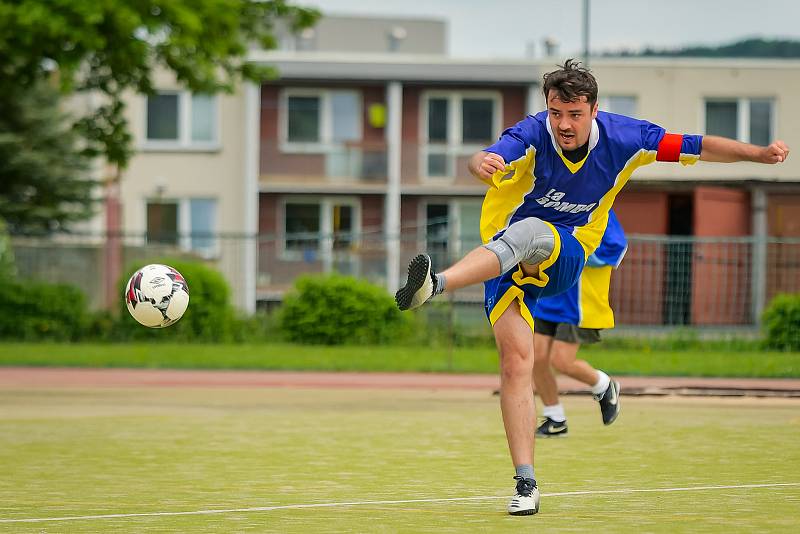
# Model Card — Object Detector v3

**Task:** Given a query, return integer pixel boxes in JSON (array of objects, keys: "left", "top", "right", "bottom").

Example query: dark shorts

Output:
[{"left": 533, "top": 318, "right": 602, "bottom": 345}]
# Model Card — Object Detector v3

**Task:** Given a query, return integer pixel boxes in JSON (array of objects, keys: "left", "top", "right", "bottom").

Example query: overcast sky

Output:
[{"left": 306, "top": 0, "right": 800, "bottom": 58}]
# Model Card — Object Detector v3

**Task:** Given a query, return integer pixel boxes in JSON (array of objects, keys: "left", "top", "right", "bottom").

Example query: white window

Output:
[
  {"left": 281, "top": 89, "right": 362, "bottom": 151},
  {"left": 146, "top": 198, "right": 218, "bottom": 257},
  {"left": 144, "top": 92, "right": 219, "bottom": 149},
  {"left": 421, "top": 199, "right": 483, "bottom": 266},
  {"left": 421, "top": 91, "right": 501, "bottom": 179},
  {"left": 704, "top": 98, "right": 774, "bottom": 145},
  {"left": 281, "top": 197, "right": 360, "bottom": 260},
  {"left": 600, "top": 95, "right": 637, "bottom": 117}
]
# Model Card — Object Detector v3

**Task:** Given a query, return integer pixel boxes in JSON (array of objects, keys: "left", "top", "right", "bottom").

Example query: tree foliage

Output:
[
  {"left": 0, "top": 0, "right": 319, "bottom": 169},
  {"left": 0, "top": 81, "right": 96, "bottom": 232}
]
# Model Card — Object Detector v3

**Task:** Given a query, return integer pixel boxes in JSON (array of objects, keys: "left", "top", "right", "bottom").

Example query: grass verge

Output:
[{"left": 0, "top": 342, "right": 798, "bottom": 377}]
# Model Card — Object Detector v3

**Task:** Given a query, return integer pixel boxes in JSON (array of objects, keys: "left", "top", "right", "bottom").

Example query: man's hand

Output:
[
  {"left": 701, "top": 136, "right": 790, "bottom": 164},
  {"left": 759, "top": 141, "right": 790, "bottom": 164},
  {"left": 469, "top": 151, "right": 509, "bottom": 181}
]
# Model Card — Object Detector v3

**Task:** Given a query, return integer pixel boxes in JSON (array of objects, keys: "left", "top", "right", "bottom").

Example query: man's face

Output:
[{"left": 546, "top": 91, "right": 598, "bottom": 151}]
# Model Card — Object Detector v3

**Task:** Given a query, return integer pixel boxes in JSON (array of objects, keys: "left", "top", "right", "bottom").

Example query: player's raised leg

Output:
[{"left": 395, "top": 217, "right": 555, "bottom": 311}]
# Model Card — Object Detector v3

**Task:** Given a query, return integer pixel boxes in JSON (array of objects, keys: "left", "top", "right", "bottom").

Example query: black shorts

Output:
[{"left": 533, "top": 318, "right": 602, "bottom": 345}]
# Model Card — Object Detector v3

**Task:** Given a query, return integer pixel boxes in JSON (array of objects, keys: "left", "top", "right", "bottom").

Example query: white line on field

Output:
[{"left": 2, "top": 482, "right": 799, "bottom": 523}]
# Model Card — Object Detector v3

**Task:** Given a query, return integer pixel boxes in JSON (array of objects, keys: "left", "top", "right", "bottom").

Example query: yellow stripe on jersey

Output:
[
  {"left": 480, "top": 147, "right": 537, "bottom": 244},
  {"left": 573, "top": 149, "right": 657, "bottom": 256},
  {"left": 578, "top": 265, "right": 615, "bottom": 329},
  {"left": 679, "top": 153, "right": 700, "bottom": 166},
  {"left": 557, "top": 150, "right": 589, "bottom": 174}
]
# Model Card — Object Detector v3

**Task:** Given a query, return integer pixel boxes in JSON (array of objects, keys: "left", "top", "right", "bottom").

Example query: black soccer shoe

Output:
[
  {"left": 535, "top": 417, "right": 568, "bottom": 438},
  {"left": 395, "top": 254, "right": 437, "bottom": 311},
  {"left": 594, "top": 379, "right": 621, "bottom": 425}
]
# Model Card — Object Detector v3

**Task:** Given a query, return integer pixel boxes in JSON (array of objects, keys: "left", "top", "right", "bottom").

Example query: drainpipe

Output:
[{"left": 385, "top": 81, "right": 402, "bottom": 294}]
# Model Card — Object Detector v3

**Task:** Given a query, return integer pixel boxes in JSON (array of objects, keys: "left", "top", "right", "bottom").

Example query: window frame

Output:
[
  {"left": 279, "top": 88, "right": 363, "bottom": 154},
  {"left": 701, "top": 96, "right": 776, "bottom": 144},
  {"left": 418, "top": 198, "right": 484, "bottom": 260},
  {"left": 142, "top": 91, "right": 220, "bottom": 151},
  {"left": 599, "top": 94, "right": 638, "bottom": 117},
  {"left": 419, "top": 90, "right": 502, "bottom": 181},
  {"left": 144, "top": 197, "right": 219, "bottom": 258},
  {"left": 279, "top": 195, "right": 362, "bottom": 261}
]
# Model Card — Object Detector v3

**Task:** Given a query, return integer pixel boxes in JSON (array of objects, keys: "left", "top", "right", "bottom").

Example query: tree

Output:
[
  {"left": 0, "top": 81, "right": 95, "bottom": 232},
  {"left": 0, "top": 0, "right": 319, "bottom": 170}
]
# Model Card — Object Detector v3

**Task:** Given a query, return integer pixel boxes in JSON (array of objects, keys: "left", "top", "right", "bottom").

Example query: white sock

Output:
[
  {"left": 542, "top": 403, "right": 566, "bottom": 423},
  {"left": 591, "top": 370, "right": 611, "bottom": 396}
]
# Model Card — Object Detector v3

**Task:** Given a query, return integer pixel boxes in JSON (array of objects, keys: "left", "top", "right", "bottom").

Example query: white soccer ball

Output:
[{"left": 125, "top": 264, "right": 190, "bottom": 328}]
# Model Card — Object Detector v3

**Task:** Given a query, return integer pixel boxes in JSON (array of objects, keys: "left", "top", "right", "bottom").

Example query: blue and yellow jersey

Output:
[
  {"left": 534, "top": 210, "right": 626, "bottom": 329},
  {"left": 480, "top": 111, "right": 702, "bottom": 257}
]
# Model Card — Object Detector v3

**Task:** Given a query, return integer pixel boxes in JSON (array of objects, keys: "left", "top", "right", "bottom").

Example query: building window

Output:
[
  {"left": 282, "top": 89, "right": 362, "bottom": 150},
  {"left": 422, "top": 199, "right": 483, "bottom": 266},
  {"left": 146, "top": 201, "right": 179, "bottom": 245},
  {"left": 600, "top": 95, "right": 637, "bottom": 117},
  {"left": 421, "top": 91, "right": 501, "bottom": 179},
  {"left": 146, "top": 198, "right": 218, "bottom": 256},
  {"left": 287, "top": 96, "right": 321, "bottom": 143},
  {"left": 704, "top": 98, "right": 774, "bottom": 144},
  {"left": 145, "top": 92, "right": 218, "bottom": 148},
  {"left": 282, "top": 197, "right": 360, "bottom": 259}
]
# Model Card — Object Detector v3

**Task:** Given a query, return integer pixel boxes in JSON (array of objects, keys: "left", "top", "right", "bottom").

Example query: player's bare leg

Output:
[
  {"left": 550, "top": 340, "right": 620, "bottom": 425},
  {"left": 532, "top": 333, "right": 569, "bottom": 437},
  {"left": 494, "top": 302, "right": 540, "bottom": 515}
]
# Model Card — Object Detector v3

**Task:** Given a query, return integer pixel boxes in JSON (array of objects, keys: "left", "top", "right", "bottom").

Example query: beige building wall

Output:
[
  {"left": 120, "top": 70, "right": 256, "bottom": 311},
  {"left": 590, "top": 58, "right": 800, "bottom": 182}
]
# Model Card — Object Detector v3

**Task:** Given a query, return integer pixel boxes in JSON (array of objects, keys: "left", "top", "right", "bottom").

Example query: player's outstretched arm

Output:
[
  {"left": 700, "top": 135, "right": 790, "bottom": 164},
  {"left": 469, "top": 151, "right": 508, "bottom": 182}
]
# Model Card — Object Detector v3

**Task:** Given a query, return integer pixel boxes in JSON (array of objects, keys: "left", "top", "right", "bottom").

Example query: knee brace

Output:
[{"left": 482, "top": 217, "right": 555, "bottom": 274}]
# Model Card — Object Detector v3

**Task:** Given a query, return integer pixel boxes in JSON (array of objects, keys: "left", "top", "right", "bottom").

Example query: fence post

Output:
[{"left": 751, "top": 187, "right": 768, "bottom": 324}]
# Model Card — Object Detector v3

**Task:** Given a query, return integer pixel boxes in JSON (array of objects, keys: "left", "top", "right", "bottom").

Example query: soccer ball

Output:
[{"left": 125, "top": 264, "right": 190, "bottom": 328}]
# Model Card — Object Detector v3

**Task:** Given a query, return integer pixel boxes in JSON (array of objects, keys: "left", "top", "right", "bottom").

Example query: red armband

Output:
[{"left": 656, "top": 133, "right": 683, "bottom": 162}]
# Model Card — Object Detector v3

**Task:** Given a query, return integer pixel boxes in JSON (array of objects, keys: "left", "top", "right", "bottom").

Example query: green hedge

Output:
[
  {"left": 279, "top": 274, "right": 413, "bottom": 345},
  {"left": 0, "top": 279, "right": 89, "bottom": 341},
  {"left": 762, "top": 293, "right": 800, "bottom": 351}
]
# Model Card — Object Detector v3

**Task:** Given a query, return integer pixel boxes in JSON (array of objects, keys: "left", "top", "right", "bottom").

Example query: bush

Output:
[
  {"left": 0, "top": 218, "right": 15, "bottom": 278},
  {"left": 0, "top": 278, "right": 90, "bottom": 341},
  {"left": 279, "top": 274, "right": 412, "bottom": 345},
  {"left": 114, "top": 259, "right": 243, "bottom": 342},
  {"left": 762, "top": 293, "right": 800, "bottom": 351}
]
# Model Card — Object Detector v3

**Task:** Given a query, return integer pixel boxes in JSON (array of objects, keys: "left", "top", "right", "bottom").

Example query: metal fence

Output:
[{"left": 8, "top": 230, "right": 800, "bottom": 333}]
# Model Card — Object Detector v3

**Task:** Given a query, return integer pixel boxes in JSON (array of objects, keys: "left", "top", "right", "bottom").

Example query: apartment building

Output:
[{"left": 118, "top": 16, "right": 800, "bottom": 325}]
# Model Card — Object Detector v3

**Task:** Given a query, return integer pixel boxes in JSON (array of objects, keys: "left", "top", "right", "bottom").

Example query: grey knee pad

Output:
[{"left": 483, "top": 217, "right": 555, "bottom": 274}]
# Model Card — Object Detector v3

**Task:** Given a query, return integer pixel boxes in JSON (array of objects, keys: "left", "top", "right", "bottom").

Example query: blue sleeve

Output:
[
  {"left": 681, "top": 134, "right": 703, "bottom": 156},
  {"left": 483, "top": 115, "right": 542, "bottom": 164},
  {"left": 640, "top": 120, "right": 667, "bottom": 152},
  {"left": 588, "top": 210, "right": 627, "bottom": 268}
]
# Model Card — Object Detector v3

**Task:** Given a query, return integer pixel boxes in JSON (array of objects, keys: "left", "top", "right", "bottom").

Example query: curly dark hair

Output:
[{"left": 542, "top": 59, "right": 598, "bottom": 106}]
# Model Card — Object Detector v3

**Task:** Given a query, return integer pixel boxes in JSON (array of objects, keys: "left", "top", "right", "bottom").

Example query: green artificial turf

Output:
[{"left": 1, "top": 387, "right": 799, "bottom": 532}]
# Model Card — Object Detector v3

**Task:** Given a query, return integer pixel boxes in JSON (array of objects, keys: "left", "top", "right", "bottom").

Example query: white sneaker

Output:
[
  {"left": 395, "top": 254, "right": 436, "bottom": 311},
  {"left": 507, "top": 476, "right": 540, "bottom": 516}
]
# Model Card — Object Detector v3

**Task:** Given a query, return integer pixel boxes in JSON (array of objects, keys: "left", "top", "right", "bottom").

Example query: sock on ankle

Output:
[
  {"left": 434, "top": 273, "right": 446, "bottom": 295},
  {"left": 515, "top": 464, "right": 535, "bottom": 481},
  {"left": 591, "top": 370, "right": 611, "bottom": 396},
  {"left": 542, "top": 403, "right": 566, "bottom": 423}
]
